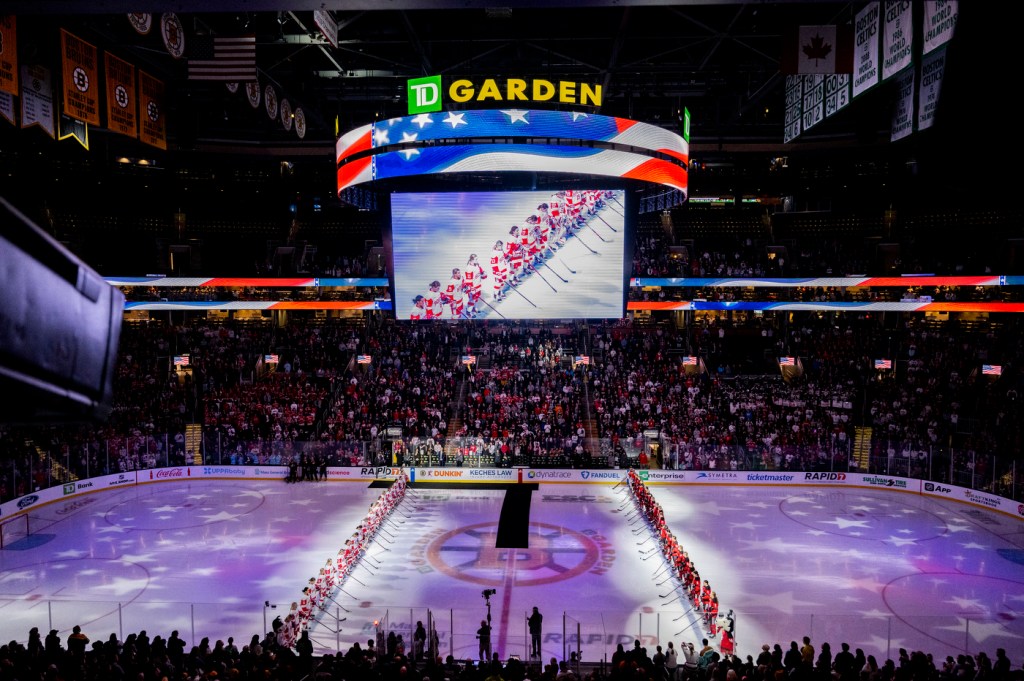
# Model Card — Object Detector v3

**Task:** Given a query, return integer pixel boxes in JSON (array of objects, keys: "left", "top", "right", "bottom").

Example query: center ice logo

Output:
[{"left": 426, "top": 522, "right": 614, "bottom": 586}]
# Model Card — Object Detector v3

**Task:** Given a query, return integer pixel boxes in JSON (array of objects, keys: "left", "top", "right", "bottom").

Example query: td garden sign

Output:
[{"left": 408, "top": 75, "right": 603, "bottom": 114}]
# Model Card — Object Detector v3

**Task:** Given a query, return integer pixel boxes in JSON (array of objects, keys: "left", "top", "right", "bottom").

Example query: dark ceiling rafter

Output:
[
  {"left": 599, "top": 8, "right": 631, "bottom": 104},
  {"left": 400, "top": 11, "right": 433, "bottom": 77}
]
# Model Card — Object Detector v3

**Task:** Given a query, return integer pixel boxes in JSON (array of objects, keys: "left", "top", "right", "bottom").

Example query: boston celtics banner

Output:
[
  {"left": 824, "top": 74, "right": 851, "bottom": 118},
  {"left": 21, "top": 64, "right": 54, "bottom": 138},
  {"left": 139, "top": 69, "right": 166, "bottom": 150},
  {"left": 890, "top": 68, "right": 914, "bottom": 141},
  {"left": 783, "top": 75, "right": 802, "bottom": 143},
  {"left": 882, "top": 1, "right": 913, "bottom": 81},
  {"left": 917, "top": 49, "right": 945, "bottom": 131},
  {"left": 0, "top": 16, "right": 18, "bottom": 96},
  {"left": 60, "top": 29, "right": 100, "bottom": 126},
  {"left": 104, "top": 52, "right": 137, "bottom": 138},
  {"left": 801, "top": 75, "right": 824, "bottom": 133},
  {"left": 853, "top": 2, "right": 880, "bottom": 98},
  {"left": 923, "top": 0, "right": 958, "bottom": 55}
]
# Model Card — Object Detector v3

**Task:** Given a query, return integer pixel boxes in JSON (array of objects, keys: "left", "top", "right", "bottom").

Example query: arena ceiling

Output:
[{"left": 7, "top": 1, "right": 867, "bottom": 149}]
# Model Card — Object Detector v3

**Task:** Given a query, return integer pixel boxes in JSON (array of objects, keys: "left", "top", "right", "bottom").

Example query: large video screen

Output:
[{"left": 392, "top": 190, "right": 626, "bottom": 320}]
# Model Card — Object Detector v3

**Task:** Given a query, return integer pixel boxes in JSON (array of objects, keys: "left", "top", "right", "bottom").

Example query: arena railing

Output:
[
  {"left": 4, "top": 435, "right": 1020, "bottom": 504},
  {"left": 0, "top": 597, "right": 1016, "bottom": 665}
]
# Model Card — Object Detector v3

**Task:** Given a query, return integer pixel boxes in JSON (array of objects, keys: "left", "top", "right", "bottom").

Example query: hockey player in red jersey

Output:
[
  {"left": 506, "top": 226, "right": 525, "bottom": 282},
  {"left": 442, "top": 268, "right": 466, "bottom": 318},
  {"left": 410, "top": 295, "right": 427, "bottom": 320},
  {"left": 424, "top": 280, "right": 444, "bottom": 319},
  {"left": 462, "top": 253, "right": 487, "bottom": 317},
  {"left": 490, "top": 240, "right": 509, "bottom": 301}
]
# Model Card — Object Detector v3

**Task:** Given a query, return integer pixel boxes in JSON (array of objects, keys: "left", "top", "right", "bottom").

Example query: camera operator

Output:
[{"left": 477, "top": 619, "right": 492, "bottom": 662}]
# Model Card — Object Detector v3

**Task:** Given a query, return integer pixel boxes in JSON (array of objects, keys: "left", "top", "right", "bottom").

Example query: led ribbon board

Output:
[{"left": 336, "top": 109, "right": 689, "bottom": 194}]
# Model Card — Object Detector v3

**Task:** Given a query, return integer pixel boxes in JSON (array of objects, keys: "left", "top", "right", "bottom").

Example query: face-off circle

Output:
[{"left": 427, "top": 521, "right": 600, "bottom": 587}]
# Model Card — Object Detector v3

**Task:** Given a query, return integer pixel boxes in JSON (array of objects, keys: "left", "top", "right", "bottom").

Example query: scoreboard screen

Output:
[{"left": 391, "top": 190, "right": 626, "bottom": 320}]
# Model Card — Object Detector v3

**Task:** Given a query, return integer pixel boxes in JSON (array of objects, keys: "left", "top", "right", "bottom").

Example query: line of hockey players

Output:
[
  {"left": 277, "top": 473, "right": 410, "bottom": 648},
  {"left": 411, "top": 189, "right": 618, "bottom": 320},
  {"left": 624, "top": 469, "right": 736, "bottom": 655}
]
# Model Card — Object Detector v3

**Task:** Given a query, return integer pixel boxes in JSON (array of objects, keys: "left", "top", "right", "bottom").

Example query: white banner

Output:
[
  {"left": 801, "top": 75, "right": 824, "bottom": 132},
  {"left": 922, "top": 480, "right": 1024, "bottom": 519},
  {"left": 917, "top": 49, "right": 945, "bottom": 131},
  {"left": 923, "top": 0, "right": 958, "bottom": 54},
  {"left": 0, "top": 89, "right": 13, "bottom": 125},
  {"left": 783, "top": 75, "right": 802, "bottom": 142},
  {"left": 853, "top": 2, "right": 881, "bottom": 98},
  {"left": 824, "top": 74, "right": 851, "bottom": 118},
  {"left": 891, "top": 67, "right": 915, "bottom": 141},
  {"left": 882, "top": 1, "right": 914, "bottom": 81},
  {"left": 20, "top": 64, "right": 54, "bottom": 137}
]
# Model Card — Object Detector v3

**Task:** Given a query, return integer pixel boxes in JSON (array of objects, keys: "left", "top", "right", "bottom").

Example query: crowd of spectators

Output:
[
  {"left": 2, "top": 308, "right": 1023, "bottom": 501},
  {"left": 1, "top": 622, "right": 1020, "bottom": 681}
]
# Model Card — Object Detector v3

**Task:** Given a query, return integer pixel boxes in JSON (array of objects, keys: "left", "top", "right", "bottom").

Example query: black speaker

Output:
[{"left": 0, "top": 197, "right": 124, "bottom": 424}]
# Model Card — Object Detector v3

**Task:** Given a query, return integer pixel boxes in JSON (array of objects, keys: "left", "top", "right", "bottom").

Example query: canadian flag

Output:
[{"left": 781, "top": 25, "right": 853, "bottom": 74}]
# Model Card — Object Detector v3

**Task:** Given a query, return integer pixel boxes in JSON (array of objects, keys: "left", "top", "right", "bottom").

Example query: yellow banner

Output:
[
  {"left": 60, "top": 29, "right": 100, "bottom": 126},
  {"left": 138, "top": 69, "right": 166, "bottom": 150},
  {"left": 104, "top": 52, "right": 137, "bottom": 138},
  {"left": 0, "top": 16, "right": 18, "bottom": 96}
]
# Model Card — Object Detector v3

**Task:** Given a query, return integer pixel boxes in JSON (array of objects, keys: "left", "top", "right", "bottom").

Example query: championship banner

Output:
[
  {"left": 138, "top": 70, "right": 166, "bottom": 150},
  {"left": 58, "top": 112, "right": 89, "bottom": 150},
  {"left": 21, "top": 64, "right": 54, "bottom": 138},
  {"left": 923, "top": 0, "right": 958, "bottom": 55},
  {"left": 313, "top": 9, "right": 338, "bottom": 49},
  {"left": 0, "top": 16, "right": 18, "bottom": 96},
  {"left": 882, "top": 1, "right": 913, "bottom": 82},
  {"left": 0, "top": 90, "right": 14, "bottom": 126},
  {"left": 801, "top": 75, "right": 824, "bottom": 132},
  {"left": 104, "top": 52, "right": 137, "bottom": 138},
  {"left": 783, "top": 75, "right": 802, "bottom": 143},
  {"left": 917, "top": 49, "right": 945, "bottom": 132},
  {"left": 824, "top": 74, "right": 851, "bottom": 118},
  {"left": 60, "top": 30, "right": 100, "bottom": 126},
  {"left": 853, "top": 2, "right": 880, "bottom": 98},
  {"left": 890, "top": 67, "right": 914, "bottom": 141}
]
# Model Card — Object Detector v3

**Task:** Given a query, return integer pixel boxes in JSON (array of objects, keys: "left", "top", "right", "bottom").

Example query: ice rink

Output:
[{"left": 1, "top": 477, "right": 1022, "bottom": 664}]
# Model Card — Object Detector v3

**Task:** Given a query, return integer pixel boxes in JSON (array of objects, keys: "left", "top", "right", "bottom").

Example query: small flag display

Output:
[
  {"left": 264, "top": 354, "right": 279, "bottom": 364},
  {"left": 682, "top": 356, "right": 698, "bottom": 366},
  {"left": 173, "top": 355, "right": 190, "bottom": 366},
  {"left": 574, "top": 355, "right": 590, "bottom": 366},
  {"left": 874, "top": 359, "right": 892, "bottom": 369},
  {"left": 778, "top": 357, "right": 795, "bottom": 366},
  {"left": 461, "top": 355, "right": 476, "bottom": 365},
  {"left": 982, "top": 364, "right": 1002, "bottom": 376},
  {"left": 357, "top": 355, "right": 372, "bottom": 365}
]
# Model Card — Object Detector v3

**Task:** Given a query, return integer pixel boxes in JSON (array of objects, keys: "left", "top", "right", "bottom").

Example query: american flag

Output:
[
  {"left": 357, "top": 355, "right": 372, "bottom": 365},
  {"left": 682, "top": 356, "right": 698, "bottom": 366},
  {"left": 188, "top": 35, "right": 257, "bottom": 82},
  {"left": 874, "top": 359, "right": 892, "bottom": 369},
  {"left": 265, "top": 354, "right": 279, "bottom": 364},
  {"left": 575, "top": 355, "right": 590, "bottom": 366},
  {"left": 982, "top": 364, "right": 1002, "bottom": 376},
  {"left": 461, "top": 355, "right": 477, "bottom": 365},
  {"left": 173, "top": 355, "right": 190, "bottom": 366},
  {"left": 778, "top": 356, "right": 795, "bottom": 366}
]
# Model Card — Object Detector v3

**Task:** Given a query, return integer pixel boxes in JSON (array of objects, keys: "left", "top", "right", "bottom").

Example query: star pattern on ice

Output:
[
  {"left": 501, "top": 109, "right": 530, "bottom": 124},
  {"left": 960, "top": 541, "right": 987, "bottom": 550},
  {"left": 945, "top": 595, "right": 984, "bottom": 610},
  {"left": 199, "top": 511, "right": 240, "bottom": 523},
  {"left": 151, "top": 505, "right": 178, "bottom": 513},
  {"left": 938, "top": 617, "right": 1023, "bottom": 643},
  {"left": 119, "top": 552, "right": 158, "bottom": 563},
  {"left": 729, "top": 521, "right": 763, "bottom": 530},
  {"left": 54, "top": 549, "right": 88, "bottom": 559},
  {"left": 443, "top": 112, "right": 467, "bottom": 128},
  {"left": 411, "top": 113, "right": 434, "bottom": 129},
  {"left": 820, "top": 517, "right": 871, "bottom": 530},
  {"left": 94, "top": 576, "right": 153, "bottom": 597},
  {"left": 884, "top": 535, "right": 918, "bottom": 546}
]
